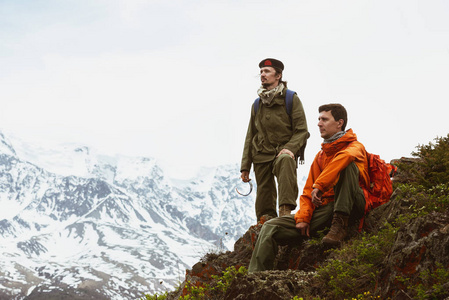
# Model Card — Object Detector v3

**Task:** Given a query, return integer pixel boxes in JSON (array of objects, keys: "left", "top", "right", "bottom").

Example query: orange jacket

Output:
[{"left": 294, "top": 129, "right": 370, "bottom": 224}]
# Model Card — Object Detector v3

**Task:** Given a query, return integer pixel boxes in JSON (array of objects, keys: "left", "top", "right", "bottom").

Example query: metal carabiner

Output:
[{"left": 236, "top": 180, "right": 253, "bottom": 196}]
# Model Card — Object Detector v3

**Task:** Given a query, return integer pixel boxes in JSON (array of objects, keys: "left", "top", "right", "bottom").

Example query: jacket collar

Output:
[{"left": 321, "top": 129, "right": 357, "bottom": 155}]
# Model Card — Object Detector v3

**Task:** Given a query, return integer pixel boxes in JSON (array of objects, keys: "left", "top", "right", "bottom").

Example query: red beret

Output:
[{"left": 259, "top": 58, "right": 284, "bottom": 71}]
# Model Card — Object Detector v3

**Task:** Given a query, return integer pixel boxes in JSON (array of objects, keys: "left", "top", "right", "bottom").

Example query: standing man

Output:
[
  {"left": 240, "top": 58, "right": 309, "bottom": 222},
  {"left": 248, "top": 103, "right": 369, "bottom": 273}
]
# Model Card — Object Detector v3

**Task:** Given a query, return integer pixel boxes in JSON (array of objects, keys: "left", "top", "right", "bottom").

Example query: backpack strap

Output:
[
  {"left": 253, "top": 89, "right": 296, "bottom": 116},
  {"left": 253, "top": 97, "right": 260, "bottom": 115},
  {"left": 285, "top": 89, "right": 295, "bottom": 116}
]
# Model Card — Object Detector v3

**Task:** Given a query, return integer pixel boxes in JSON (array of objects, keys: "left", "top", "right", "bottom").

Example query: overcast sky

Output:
[{"left": 1, "top": 0, "right": 448, "bottom": 179}]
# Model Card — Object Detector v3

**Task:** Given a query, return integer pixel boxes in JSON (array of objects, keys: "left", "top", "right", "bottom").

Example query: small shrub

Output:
[
  {"left": 140, "top": 292, "right": 168, "bottom": 300},
  {"left": 396, "top": 183, "right": 449, "bottom": 215},
  {"left": 395, "top": 262, "right": 449, "bottom": 300},
  {"left": 352, "top": 291, "right": 381, "bottom": 299},
  {"left": 307, "top": 228, "right": 329, "bottom": 246},
  {"left": 399, "top": 134, "right": 449, "bottom": 188},
  {"left": 314, "top": 223, "right": 397, "bottom": 298},
  {"left": 177, "top": 266, "right": 248, "bottom": 299},
  {"left": 179, "top": 280, "right": 209, "bottom": 300},
  {"left": 211, "top": 266, "right": 247, "bottom": 294}
]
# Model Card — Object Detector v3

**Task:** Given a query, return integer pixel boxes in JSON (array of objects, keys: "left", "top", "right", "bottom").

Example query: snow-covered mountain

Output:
[{"left": 0, "top": 132, "right": 257, "bottom": 299}]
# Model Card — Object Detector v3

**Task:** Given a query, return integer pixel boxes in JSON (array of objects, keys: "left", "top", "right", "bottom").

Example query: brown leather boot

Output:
[
  {"left": 322, "top": 212, "right": 349, "bottom": 246},
  {"left": 279, "top": 205, "right": 292, "bottom": 217}
]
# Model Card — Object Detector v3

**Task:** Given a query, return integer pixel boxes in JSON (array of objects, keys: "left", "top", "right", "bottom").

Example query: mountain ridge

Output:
[{"left": 0, "top": 131, "right": 257, "bottom": 299}]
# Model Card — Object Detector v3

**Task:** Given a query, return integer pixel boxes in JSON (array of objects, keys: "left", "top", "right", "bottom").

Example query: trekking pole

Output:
[{"left": 236, "top": 180, "right": 253, "bottom": 196}]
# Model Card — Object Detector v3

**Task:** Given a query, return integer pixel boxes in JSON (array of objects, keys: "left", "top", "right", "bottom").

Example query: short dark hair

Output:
[{"left": 319, "top": 103, "right": 347, "bottom": 131}]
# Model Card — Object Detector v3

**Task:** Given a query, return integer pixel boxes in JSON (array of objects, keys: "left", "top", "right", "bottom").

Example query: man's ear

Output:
[{"left": 337, "top": 119, "right": 344, "bottom": 130}]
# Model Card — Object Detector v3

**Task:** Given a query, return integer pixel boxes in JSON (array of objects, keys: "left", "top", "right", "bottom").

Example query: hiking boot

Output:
[
  {"left": 279, "top": 205, "right": 293, "bottom": 217},
  {"left": 322, "top": 212, "right": 349, "bottom": 246}
]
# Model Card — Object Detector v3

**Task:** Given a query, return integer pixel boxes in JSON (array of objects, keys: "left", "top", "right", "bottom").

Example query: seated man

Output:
[{"left": 248, "top": 103, "right": 370, "bottom": 273}]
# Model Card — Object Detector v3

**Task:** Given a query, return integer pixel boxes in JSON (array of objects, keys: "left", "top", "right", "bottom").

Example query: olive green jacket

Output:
[{"left": 240, "top": 87, "right": 309, "bottom": 172}]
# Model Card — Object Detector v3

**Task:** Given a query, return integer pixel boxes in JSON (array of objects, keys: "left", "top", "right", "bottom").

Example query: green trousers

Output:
[
  {"left": 248, "top": 162, "right": 365, "bottom": 273},
  {"left": 253, "top": 154, "right": 298, "bottom": 221}
]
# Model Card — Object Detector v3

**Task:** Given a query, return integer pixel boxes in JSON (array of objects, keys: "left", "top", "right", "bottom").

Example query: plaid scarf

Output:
[{"left": 257, "top": 83, "right": 285, "bottom": 105}]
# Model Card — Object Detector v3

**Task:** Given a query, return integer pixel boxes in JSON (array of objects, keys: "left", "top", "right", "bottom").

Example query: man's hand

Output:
[
  {"left": 311, "top": 188, "right": 323, "bottom": 207},
  {"left": 276, "top": 148, "right": 295, "bottom": 160},
  {"left": 296, "top": 222, "right": 310, "bottom": 237},
  {"left": 241, "top": 171, "right": 251, "bottom": 183}
]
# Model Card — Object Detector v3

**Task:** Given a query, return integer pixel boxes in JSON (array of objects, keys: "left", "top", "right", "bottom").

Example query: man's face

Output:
[
  {"left": 260, "top": 67, "right": 281, "bottom": 89},
  {"left": 318, "top": 110, "right": 343, "bottom": 139}
]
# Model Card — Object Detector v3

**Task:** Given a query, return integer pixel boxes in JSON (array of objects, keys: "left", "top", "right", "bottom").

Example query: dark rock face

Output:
[
  {"left": 358, "top": 187, "right": 448, "bottom": 299},
  {"left": 379, "top": 210, "right": 449, "bottom": 299}
]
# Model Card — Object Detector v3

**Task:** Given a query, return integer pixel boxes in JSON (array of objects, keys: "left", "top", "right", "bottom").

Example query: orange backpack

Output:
[
  {"left": 316, "top": 149, "right": 396, "bottom": 211},
  {"left": 363, "top": 152, "right": 397, "bottom": 210}
]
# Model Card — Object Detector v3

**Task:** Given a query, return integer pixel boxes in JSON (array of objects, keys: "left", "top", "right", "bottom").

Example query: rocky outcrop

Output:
[
  {"left": 166, "top": 215, "right": 341, "bottom": 299},
  {"left": 166, "top": 157, "right": 449, "bottom": 299},
  {"left": 380, "top": 211, "right": 449, "bottom": 299}
]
